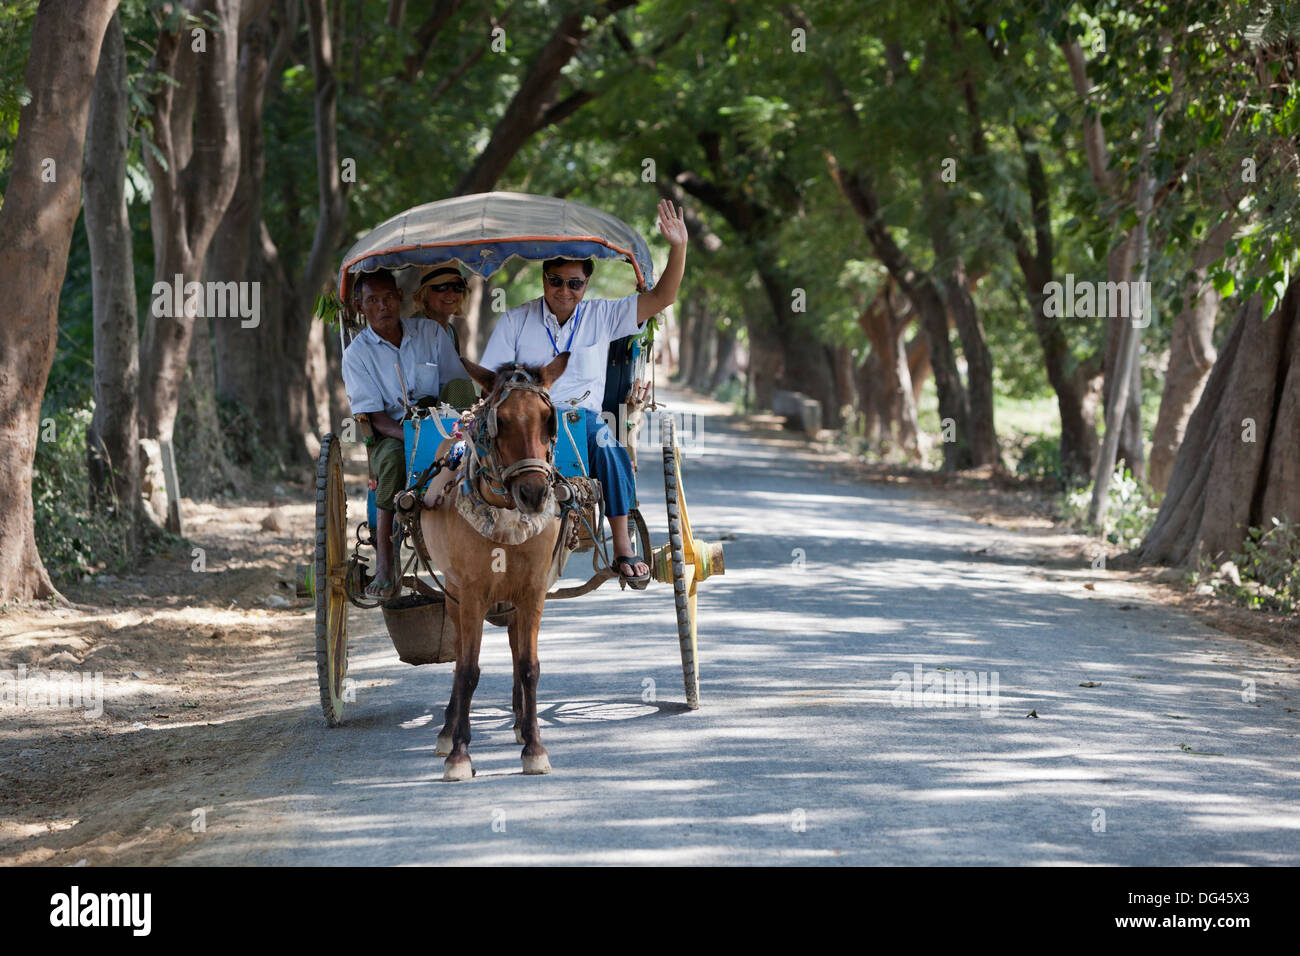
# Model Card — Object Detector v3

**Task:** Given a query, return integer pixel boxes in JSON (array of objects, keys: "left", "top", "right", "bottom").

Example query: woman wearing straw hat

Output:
[{"left": 413, "top": 261, "right": 476, "bottom": 408}]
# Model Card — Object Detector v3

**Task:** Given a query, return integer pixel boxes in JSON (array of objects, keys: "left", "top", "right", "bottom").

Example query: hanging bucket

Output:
[{"left": 381, "top": 593, "right": 457, "bottom": 665}]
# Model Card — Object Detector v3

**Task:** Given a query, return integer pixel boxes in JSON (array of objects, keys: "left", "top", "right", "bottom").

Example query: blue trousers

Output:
[{"left": 586, "top": 412, "right": 636, "bottom": 517}]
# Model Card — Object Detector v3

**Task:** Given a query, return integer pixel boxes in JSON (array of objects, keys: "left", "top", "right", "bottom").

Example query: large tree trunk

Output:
[
  {"left": 137, "top": 0, "right": 242, "bottom": 527},
  {"left": 212, "top": 0, "right": 340, "bottom": 467},
  {"left": 690, "top": 301, "right": 718, "bottom": 391},
  {"left": 1148, "top": 215, "right": 1235, "bottom": 492},
  {"left": 1134, "top": 285, "right": 1300, "bottom": 566},
  {"left": 857, "top": 285, "right": 919, "bottom": 458},
  {"left": 942, "top": 269, "right": 998, "bottom": 467},
  {"left": 1065, "top": 39, "right": 1144, "bottom": 482},
  {"left": 675, "top": 292, "right": 695, "bottom": 384},
  {"left": 212, "top": 8, "right": 274, "bottom": 434},
  {"left": 924, "top": 167, "right": 998, "bottom": 468},
  {"left": 84, "top": 9, "right": 139, "bottom": 535},
  {"left": 1100, "top": 232, "right": 1146, "bottom": 479},
  {"left": 281, "top": 0, "right": 348, "bottom": 461},
  {"left": 754, "top": 267, "right": 838, "bottom": 425},
  {"left": 0, "top": 0, "right": 117, "bottom": 601},
  {"left": 907, "top": 331, "right": 930, "bottom": 405},
  {"left": 829, "top": 158, "right": 972, "bottom": 468},
  {"left": 710, "top": 326, "right": 740, "bottom": 392},
  {"left": 1010, "top": 132, "right": 1099, "bottom": 482},
  {"left": 829, "top": 344, "right": 856, "bottom": 424}
]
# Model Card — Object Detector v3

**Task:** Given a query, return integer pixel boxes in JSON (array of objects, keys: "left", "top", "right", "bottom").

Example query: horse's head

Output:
[{"left": 462, "top": 353, "right": 571, "bottom": 515}]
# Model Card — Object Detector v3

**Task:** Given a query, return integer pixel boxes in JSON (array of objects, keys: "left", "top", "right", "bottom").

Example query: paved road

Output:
[{"left": 179, "top": 389, "right": 1300, "bottom": 865}]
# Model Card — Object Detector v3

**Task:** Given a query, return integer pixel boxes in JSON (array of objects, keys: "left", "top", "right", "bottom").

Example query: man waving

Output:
[{"left": 478, "top": 199, "right": 689, "bottom": 587}]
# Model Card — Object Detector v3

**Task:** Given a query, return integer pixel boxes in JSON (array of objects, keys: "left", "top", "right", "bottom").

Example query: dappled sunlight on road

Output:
[{"left": 168, "top": 388, "right": 1300, "bottom": 865}]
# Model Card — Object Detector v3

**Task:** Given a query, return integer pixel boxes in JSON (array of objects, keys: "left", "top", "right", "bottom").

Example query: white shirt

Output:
[
  {"left": 478, "top": 293, "right": 641, "bottom": 414},
  {"left": 342, "top": 318, "right": 460, "bottom": 421},
  {"left": 426, "top": 319, "right": 468, "bottom": 379}
]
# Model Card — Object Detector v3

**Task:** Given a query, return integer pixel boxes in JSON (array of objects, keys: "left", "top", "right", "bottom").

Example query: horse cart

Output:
[{"left": 307, "top": 192, "right": 724, "bottom": 736}]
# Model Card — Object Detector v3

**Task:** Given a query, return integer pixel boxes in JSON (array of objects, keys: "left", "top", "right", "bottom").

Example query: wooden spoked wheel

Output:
[
  {"left": 661, "top": 417, "right": 699, "bottom": 708},
  {"left": 314, "top": 433, "right": 350, "bottom": 727}
]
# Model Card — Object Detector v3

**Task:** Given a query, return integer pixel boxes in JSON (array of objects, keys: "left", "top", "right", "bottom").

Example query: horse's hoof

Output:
[
  {"left": 514, "top": 727, "right": 525, "bottom": 745},
  {"left": 522, "top": 751, "right": 551, "bottom": 775},
  {"left": 443, "top": 756, "right": 473, "bottom": 782},
  {"left": 436, "top": 734, "right": 453, "bottom": 756}
]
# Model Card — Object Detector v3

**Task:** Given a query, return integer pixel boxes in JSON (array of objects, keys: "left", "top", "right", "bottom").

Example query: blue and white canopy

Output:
[{"left": 339, "top": 192, "right": 656, "bottom": 300}]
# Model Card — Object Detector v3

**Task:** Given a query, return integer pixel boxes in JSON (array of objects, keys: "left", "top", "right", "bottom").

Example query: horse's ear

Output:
[
  {"left": 540, "top": 351, "right": 570, "bottom": 389},
  {"left": 461, "top": 358, "right": 496, "bottom": 393}
]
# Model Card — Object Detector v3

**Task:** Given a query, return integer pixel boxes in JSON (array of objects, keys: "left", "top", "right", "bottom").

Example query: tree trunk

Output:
[
  {"left": 137, "top": 0, "right": 242, "bottom": 519},
  {"left": 0, "top": 0, "right": 117, "bottom": 601},
  {"left": 1134, "top": 286, "right": 1299, "bottom": 566},
  {"left": 1065, "top": 38, "right": 1143, "bottom": 482},
  {"left": 907, "top": 331, "right": 930, "bottom": 405},
  {"left": 691, "top": 310, "right": 717, "bottom": 391},
  {"left": 675, "top": 292, "right": 695, "bottom": 384},
  {"left": 753, "top": 266, "right": 838, "bottom": 426},
  {"left": 710, "top": 326, "right": 740, "bottom": 392},
  {"left": 1100, "top": 231, "right": 1146, "bottom": 479},
  {"left": 924, "top": 170, "right": 997, "bottom": 467},
  {"left": 211, "top": 7, "right": 273, "bottom": 438},
  {"left": 1092, "top": 105, "right": 1160, "bottom": 524},
  {"left": 830, "top": 159, "right": 971, "bottom": 467},
  {"left": 326, "top": 328, "right": 350, "bottom": 433},
  {"left": 854, "top": 349, "right": 882, "bottom": 446},
  {"left": 943, "top": 270, "right": 998, "bottom": 467},
  {"left": 1148, "top": 215, "right": 1235, "bottom": 492},
  {"left": 84, "top": 9, "right": 139, "bottom": 534},
  {"left": 858, "top": 287, "right": 918, "bottom": 457}
]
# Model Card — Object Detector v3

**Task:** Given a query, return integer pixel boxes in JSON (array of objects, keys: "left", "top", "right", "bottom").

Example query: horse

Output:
[{"left": 419, "top": 352, "right": 570, "bottom": 781}]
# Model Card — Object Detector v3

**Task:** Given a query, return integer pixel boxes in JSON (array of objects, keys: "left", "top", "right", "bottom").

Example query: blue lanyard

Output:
[{"left": 543, "top": 302, "right": 580, "bottom": 356}]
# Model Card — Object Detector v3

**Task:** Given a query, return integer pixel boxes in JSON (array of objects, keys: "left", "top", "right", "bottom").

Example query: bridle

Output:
[{"left": 463, "top": 365, "right": 557, "bottom": 508}]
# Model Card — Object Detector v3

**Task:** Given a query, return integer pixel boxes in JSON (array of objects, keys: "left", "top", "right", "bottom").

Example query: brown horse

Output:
[{"left": 419, "top": 353, "right": 569, "bottom": 781}]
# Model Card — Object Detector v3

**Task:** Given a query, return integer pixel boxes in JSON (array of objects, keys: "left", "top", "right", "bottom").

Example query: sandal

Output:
[
  {"left": 364, "top": 577, "right": 399, "bottom": 601},
  {"left": 613, "top": 554, "right": 651, "bottom": 590}
]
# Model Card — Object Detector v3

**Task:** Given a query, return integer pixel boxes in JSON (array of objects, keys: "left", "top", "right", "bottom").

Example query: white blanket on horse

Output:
[{"left": 455, "top": 484, "right": 558, "bottom": 545}]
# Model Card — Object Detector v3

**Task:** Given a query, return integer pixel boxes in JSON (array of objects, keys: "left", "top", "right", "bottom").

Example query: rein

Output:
[{"left": 461, "top": 365, "right": 558, "bottom": 510}]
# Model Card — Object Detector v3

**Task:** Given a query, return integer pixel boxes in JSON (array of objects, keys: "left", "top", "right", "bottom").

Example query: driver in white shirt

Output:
[{"left": 478, "top": 199, "right": 689, "bottom": 587}]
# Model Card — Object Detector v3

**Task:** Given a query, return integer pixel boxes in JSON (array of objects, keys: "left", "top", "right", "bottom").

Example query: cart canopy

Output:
[{"left": 339, "top": 192, "right": 656, "bottom": 301}]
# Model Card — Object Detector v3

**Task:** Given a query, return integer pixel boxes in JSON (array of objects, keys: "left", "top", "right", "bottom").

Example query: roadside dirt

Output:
[
  {"left": 2, "top": 406, "right": 1294, "bottom": 866},
  {"left": 0, "top": 445, "right": 373, "bottom": 866}
]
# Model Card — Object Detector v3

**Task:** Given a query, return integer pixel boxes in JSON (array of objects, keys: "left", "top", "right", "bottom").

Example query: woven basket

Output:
[{"left": 381, "top": 594, "right": 457, "bottom": 665}]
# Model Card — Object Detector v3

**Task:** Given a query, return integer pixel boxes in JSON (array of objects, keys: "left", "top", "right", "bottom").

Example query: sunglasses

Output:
[
  {"left": 545, "top": 274, "right": 588, "bottom": 292},
  {"left": 425, "top": 281, "right": 467, "bottom": 294}
]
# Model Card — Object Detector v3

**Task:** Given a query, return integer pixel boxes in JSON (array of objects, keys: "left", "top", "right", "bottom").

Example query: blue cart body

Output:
[{"left": 365, "top": 409, "right": 603, "bottom": 529}]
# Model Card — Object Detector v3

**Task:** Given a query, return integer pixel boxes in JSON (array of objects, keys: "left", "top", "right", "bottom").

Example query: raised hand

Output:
[{"left": 656, "top": 198, "right": 688, "bottom": 248}]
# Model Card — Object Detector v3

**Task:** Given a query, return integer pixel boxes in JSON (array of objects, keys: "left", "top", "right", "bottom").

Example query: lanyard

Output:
[{"left": 543, "top": 302, "right": 580, "bottom": 356}]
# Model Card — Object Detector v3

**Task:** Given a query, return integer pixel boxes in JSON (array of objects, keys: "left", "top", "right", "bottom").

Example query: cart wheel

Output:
[
  {"left": 661, "top": 417, "right": 700, "bottom": 709},
  {"left": 314, "top": 433, "right": 349, "bottom": 726}
]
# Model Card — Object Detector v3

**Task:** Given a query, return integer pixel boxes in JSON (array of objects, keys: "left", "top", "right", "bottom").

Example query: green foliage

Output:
[
  {"left": 0, "top": 0, "right": 37, "bottom": 175},
  {"left": 1012, "top": 435, "right": 1064, "bottom": 486},
  {"left": 1060, "top": 469, "right": 1160, "bottom": 549},
  {"left": 1228, "top": 518, "right": 1300, "bottom": 613},
  {"left": 215, "top": 395, "right": 282, "bottom": 476},
  {"left": 31, "top": 405, "right": 135, "bottom": 585},
  {"left": 313, "top": 289, "right": 344, "bottom": 329}
]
